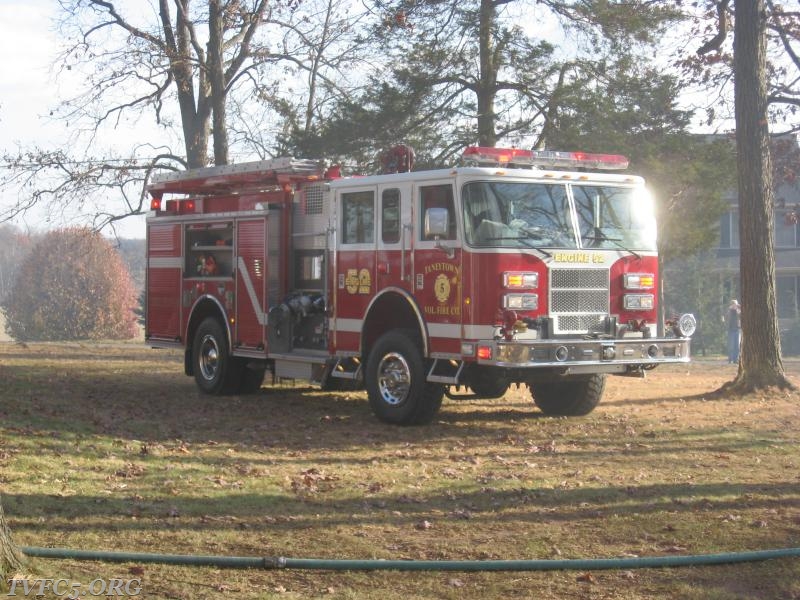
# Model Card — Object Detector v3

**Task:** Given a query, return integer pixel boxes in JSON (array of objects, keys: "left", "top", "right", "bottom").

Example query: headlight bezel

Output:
[
  {"left": 503, "top": 293, "right": 539, "bottom": 310},
  {"left": 623, "top": 273, "right": 655, "bottom": 290},
  {"left": 623, "top": 294, "right": 655, "bottom": 311},
  {"left": 502, "top": 272, "right": 539, "bottom": 289}
]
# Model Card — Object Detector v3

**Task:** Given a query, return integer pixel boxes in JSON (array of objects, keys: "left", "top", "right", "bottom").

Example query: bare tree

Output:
[
  {"left": 0, "top": 147, "right": 182, "bottom": 233},
  {"left": 239, "top": 0, "right": 377, "bottom": 157},
  {"left": 684, "top": 0, "right": 800, "bottom": 134},
  {"left": 1, "top": 0, "right": 374, "bottom": 231},
  {"left": 698, "top": 0, "right": 795, "bottom": 390},
  {"left": 55, "top": 0, "right": 276, "bottom": 168}
]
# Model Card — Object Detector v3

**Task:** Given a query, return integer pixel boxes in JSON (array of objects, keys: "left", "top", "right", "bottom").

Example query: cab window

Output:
[
  {"left": 342, "top": 191, "right": 375, "bottom": 244},
  {"left": 381, "top": 189, "right": 401, "bottom": 244}
]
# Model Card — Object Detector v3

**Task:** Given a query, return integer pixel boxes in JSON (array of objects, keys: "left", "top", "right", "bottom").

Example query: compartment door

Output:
[
  {"left": 146, "top": 223, "right": 182, "bottom": 342},
  {"left": 235, "top": 218, "right": 268, "bottom": 350}
]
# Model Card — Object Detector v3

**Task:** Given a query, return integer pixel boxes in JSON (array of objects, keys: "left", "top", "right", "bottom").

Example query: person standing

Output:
[{"left": 726, "top": 299, "right": 741, "bottom": 363}]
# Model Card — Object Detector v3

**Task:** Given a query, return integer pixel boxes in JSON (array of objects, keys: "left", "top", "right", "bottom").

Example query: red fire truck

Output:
[{"left": 145, "top": 146, "right": 696, "bottom": 425}]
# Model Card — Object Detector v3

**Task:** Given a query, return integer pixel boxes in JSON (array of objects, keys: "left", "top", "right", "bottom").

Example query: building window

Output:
[
  {"left": 719, "top": 211, "right": 739, "bottom": 249},
  {"left": 775, "top": 210, "right": 798, "bottom": 247},
  {"left": 777, "top": 275, "right": 799, "bottom": 319}
]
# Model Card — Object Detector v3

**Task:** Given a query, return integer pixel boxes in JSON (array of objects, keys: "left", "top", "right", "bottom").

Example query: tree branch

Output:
[{"left": 697, "top": 0, "right": 731, "bottom": 55}]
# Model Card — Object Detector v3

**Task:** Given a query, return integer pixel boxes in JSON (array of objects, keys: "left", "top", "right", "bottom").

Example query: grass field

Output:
[{"left": 1, "top": 341, "right": 799, "bottom": 599}]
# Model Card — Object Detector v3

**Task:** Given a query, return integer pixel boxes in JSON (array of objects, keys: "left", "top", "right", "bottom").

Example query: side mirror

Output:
[
  {"left": 424, "top": 207, "right": 454, "bottom": 258},
  {"left": 424, "top": 207, "right": 449, "bottom": 238}
]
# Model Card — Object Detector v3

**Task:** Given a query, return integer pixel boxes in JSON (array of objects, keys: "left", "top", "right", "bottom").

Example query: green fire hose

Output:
[{"left": 20, "top": 545, "right": 800, "bottom": 572}]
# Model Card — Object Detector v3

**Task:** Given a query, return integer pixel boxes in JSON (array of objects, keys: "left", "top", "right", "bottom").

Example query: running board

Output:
[
  {"left": 329, "top": 357, "right": 362, "bottom": 380},
  {"left": 427, "top": 359, "right": 464, "bottom": 385}
]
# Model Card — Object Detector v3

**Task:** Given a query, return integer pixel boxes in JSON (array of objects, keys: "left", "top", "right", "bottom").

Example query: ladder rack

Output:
[{"left": 148, "top": 157, "right": 325, "bottom": 196}]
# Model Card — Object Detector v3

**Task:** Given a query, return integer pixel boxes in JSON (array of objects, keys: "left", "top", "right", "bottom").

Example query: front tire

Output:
[
  {"left": 192, "top": 318, "right": 242, "bottom": 395},
  {"left": 529, "top": 374, "right": 606, "bottom": 416},
  {"left": 365, "top": 330, "right": 444, "bottom": 425}
]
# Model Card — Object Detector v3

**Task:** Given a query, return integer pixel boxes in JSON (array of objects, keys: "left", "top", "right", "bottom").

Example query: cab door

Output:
[
  {"left": 333, "top": 186, "right": 377, "bottom": 352},
  {"left": 376, "top": 183, "right": 413, "bottom": 292},
  {"left": 412, "top": 182, "right": 463, "bottom": 355}
]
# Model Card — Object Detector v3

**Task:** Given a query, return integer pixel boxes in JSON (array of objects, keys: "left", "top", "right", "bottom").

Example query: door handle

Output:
[{"left": 401, "top": 223, "right": 412, "bottom": 282}]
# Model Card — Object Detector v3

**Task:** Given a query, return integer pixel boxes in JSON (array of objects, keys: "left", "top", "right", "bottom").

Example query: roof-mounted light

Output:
[
  {"left": 461, "top": 146, "right": 629, "bottom": 171},
  {"left": 462, "top": 146, "right": 534, "bottom": 166},
  {"left": 531, "top": 150, "right": 629, "bottom": 170}
]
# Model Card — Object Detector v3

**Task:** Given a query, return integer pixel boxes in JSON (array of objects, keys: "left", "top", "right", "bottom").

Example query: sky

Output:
[
  {"left": 0, "top": 0, "right": 150, "bottom": 239},
  {"left": 0, "top": 0, "right": 731, "bottom": 242},
  {"left": 0, "top": 1, "right": 60, "bottom": 145}
]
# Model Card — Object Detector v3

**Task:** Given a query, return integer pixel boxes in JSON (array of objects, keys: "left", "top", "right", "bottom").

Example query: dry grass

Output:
[{"left": 1, "top": 341, "right": 799, "bottom": 599}]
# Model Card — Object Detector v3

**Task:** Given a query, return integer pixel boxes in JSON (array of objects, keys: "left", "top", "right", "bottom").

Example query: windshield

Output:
[
  {"left": 462, "top": 181, "right": 577, "bottom": 248},
  {"left": 572, "top": 185, "right": 657, "bottom": 251},
  {"left": 462, "top": 181, "right": 656, "bottom": 251}
]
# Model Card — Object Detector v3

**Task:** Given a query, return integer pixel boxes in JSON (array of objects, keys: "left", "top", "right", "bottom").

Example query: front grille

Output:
[
  {"left": 556, "top": 314, "right": 607, "bottom": 333},
  {"left": 550, "top": 268, "right": 609, "bottom": 334},
  {"left": 551, "top": 289, "right": 608, "bottom": 313}
]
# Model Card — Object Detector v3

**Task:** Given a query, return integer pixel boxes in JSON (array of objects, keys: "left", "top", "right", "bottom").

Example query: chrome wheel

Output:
[
  {"left": 198, "top": 334, "right": 221, "bottom": 382},
  {"left": 193, "top": 317, "right": 242, "bottom": 395},
  {"left": 366, "top": 330, "right": 444, "bottom": 425},
  {"left": 377, "top": 351, "right": 411, "bottom": 405}
]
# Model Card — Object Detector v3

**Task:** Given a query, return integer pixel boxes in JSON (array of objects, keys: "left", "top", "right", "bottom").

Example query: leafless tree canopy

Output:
[{"left": 1, "top": 0, "right": 371, "bottom": 230}]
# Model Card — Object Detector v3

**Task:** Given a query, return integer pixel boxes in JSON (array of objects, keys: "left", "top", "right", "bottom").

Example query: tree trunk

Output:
[
  {"left": 160, "top": 0, "right": 211, "bottom": 168},
  {"left": 0, "top": 497, "right": 23, "bottom": 586},
  {"left": 476, "top": 0, "right": 497, "bottom": 147},
  {"left": 728, "top": 0, "right": 793, "bottom": 391},
  {"left": 208, "top": 0, "right": 229, "bottom": 166}
]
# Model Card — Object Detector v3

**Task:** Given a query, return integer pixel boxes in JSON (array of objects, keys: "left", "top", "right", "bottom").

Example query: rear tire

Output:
[
  {"left": 192, "top": 318, "right": 242, "bottom": 395},
  {"left": 529, "top": 374, "right": 606, "bottom": 416},
  {"left": 365, "top": 330, "right": 444, "bottom": 425},
  {"left": 469, "top": 378, "right": 509, "bottom": 399},
  {"left": 237, "top": 361, "right": 266, "bottom": 394}
]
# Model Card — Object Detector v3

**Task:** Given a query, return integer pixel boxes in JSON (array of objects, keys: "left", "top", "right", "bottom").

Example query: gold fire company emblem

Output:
[{"left": 434, "top": 273, "right": 451, "bottom": 303}]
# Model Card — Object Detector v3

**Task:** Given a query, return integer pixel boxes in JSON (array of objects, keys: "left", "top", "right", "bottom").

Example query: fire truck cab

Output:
[{"left": 145, "top": 147, "right": 695, "bottom": 425}]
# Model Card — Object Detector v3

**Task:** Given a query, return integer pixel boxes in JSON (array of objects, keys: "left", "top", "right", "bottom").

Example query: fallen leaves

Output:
[
  {"left": 290, "top": 467, "right": 339, "bottom": 496},
  {"left": 113, "top": 463, "right": 145, "bottom": 479}
]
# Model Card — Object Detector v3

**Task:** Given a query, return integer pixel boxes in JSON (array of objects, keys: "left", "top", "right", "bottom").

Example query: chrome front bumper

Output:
[{"left": 483, "top": 337, "right": 691, "bottom": 370}]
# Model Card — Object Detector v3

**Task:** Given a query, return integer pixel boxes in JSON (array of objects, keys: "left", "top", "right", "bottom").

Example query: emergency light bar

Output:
[{"left": 461, "top": 146, "right": 629, "bottom": 170}]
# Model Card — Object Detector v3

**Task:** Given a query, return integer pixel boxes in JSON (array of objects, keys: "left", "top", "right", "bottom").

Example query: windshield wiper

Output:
[
  {"left": 485, "top": 236, "right": 552, "bottom": 258},
  {"left": 582, "top": 233, "right": 641, "bottom": 259}
]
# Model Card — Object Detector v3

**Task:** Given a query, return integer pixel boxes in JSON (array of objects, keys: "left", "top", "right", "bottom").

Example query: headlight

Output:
[
  {"left": 623, "top": 273, "right": 655, "bottom": 289},
  {"left": 673, "top": 313, "right": 697, "bottom": 338},
  {"left": 503, "top": 272, "right": 538, "bottom": 289},
  {"left": 623, "top": 294, "right": 654, "bottom": 310},
  {"left": 503, "top": 293, "right": 538, "bottom": 310}
]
